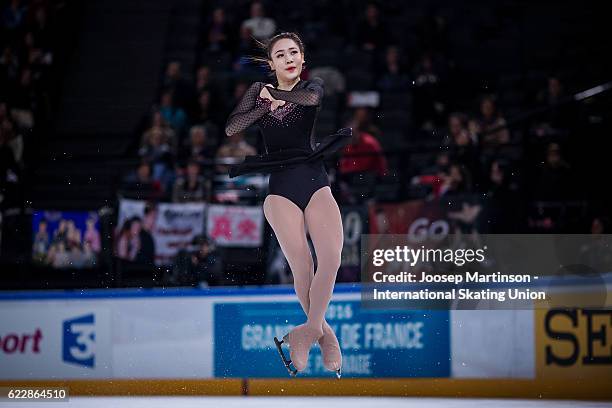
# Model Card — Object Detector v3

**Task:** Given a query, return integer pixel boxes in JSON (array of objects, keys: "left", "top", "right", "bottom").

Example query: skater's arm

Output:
[
  {"left": 267, "top": 76, "right": 324, "bottom": 106},
  {"left": 225, "top": 82, "right": 271, "bottom": 137}
]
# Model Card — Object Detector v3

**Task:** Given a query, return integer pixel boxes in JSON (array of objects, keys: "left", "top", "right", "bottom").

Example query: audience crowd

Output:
[
  {"left": 120, "top": 1, "right": 591, "bottom": 231},
  {"left": 1, "top": 1, "right": 608, "bottom": 286}
]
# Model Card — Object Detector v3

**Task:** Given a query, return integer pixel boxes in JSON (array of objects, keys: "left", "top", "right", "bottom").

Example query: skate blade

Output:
[
  {"left": 274, "top": 336, "right": 298, "bottom": 377},
  {"left": 335, "top": 368, "right": 342, "bottom": 379}
]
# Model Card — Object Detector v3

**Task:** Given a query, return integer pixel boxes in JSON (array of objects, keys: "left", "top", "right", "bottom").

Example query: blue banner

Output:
[{"left": 214, "top": 300, "right": 450, "bottom": 378}]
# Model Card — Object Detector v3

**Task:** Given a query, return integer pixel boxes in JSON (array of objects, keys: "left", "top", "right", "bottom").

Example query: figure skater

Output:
[{"left": 225, "top": 32, "right": 352, "bottom": 378}]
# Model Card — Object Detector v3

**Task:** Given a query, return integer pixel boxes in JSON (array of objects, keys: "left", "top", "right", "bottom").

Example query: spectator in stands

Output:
[
  {"left": 412, "top": 163, "right": 470, "bottom": 200},
  {"left": 10, "top": 67, "right": 36, "bottom": 130},
  {"left": 443, "top": 112, "right": 478, "bottom": 174},
  {"left": 142, "top": 109, "right": 176, "bottom": 153},
  {"left": 354, "top": 2, "right": 388, "bottom": 52},
  {"left": 309, "top": 66, "right": 346, "bottom": 95},
  {"left": 195, "top": 65, "right": 214, "bottom": 95},
  {"left": 1, "top": 118, "right": 22, "bottom": 165},
  {"left": 240, "top": 1, "right": 276, "bottom": 42},
  {"left": 172, "top": 159, "right": 209, "bottom": 202},
  {"left": 138, "top": 126, "right": 173, "bottom": 181},
  {"left": 338, "top": 129, "right": 388, "bottom": 178},
  {"left": 29, "top": 6, "right": 52, "bottom": 49},
  {"left": 346, "top": 107, "right": 382, "bottom": 139},
  {"left": 192, "top": 65, "right": 222, "bottom": 118},
  {"left": 0, "top": 118, "right": 20, "bottom": 183},
  {"left": 202, "top": 7, "right": 234, "bottom": 54},
  {"left": 532, "top": 75, "right": 572, "bottom": 139},
  {"left": 336, "top": 128, "right": 388, "bottom": 204},
  {"left": 191, "top": 235, "right": 224, "bottom": 286},
  {"left": 376, "top": 45, "right": 410, "bottom": 91},
  {"left": 194, "top": 88, "right": 223, "bottom": 131},
  {"left": 169, "top": 234, "right": 224, "bottom": 286},
  {"left": 162, "top": 61, "right": 192, "bottom": 111},
  {"left": 412, "top": 52, "right": 446, "bottom": 130},
  {"left": 0, "top": 101, "right": 7, "bottom": 122},
  {"left": 0, "top": 46, "right": 20, "bottom": 89},
  {"left": 475, "top": 95, "right": 510, "bottom": 145},
  {"left": 415, "top": 8, "right": 449, "bottom": 56},
  {"left": 227, "top": 81, "right": 248, "bottom": 114},
  {"left": 575, "top": 216, "right": 612, "bottom": 274},
  {"left": 0, "top": 118, "right": 20, "bottom": 208},
  {"left": 533, "top": 142, "right": 572, "bottom": 200},
  {"left": 484, "top": 160, "right": 518, "bottom": 232},
  {"left": 444, "top": 164, "right": 471, "bottom": 196},
  {"left": 179, "top": 124, "right": 216, "bottom": 165},
  {"left": 2, "top": 0, "right": 27, "bottom": 31},
  {"left": 215, "top": 130, "right": 256, "bottom": 173},
  {"left": 159, "top": 88, "right": 187, "bottom": 137},
  {"left": 443, "top": 112, "right": 474, "bottom": 146},
  {"left": 121, "top": 161, "right": 164, "bottom": 200},
  {"left": 422, "top": 151, "right": 450, "bottom": 175},
  {"left": 234, "top": 25, "right": 262, "bottom": 73}
]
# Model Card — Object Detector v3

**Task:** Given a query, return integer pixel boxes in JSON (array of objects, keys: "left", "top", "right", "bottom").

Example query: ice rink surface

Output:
[{"left": 1, "top": 396, "right": 611, "bottom": 408}]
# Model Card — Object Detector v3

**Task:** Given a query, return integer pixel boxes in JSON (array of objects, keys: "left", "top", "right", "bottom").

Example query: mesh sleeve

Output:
[
  {"left": 267, "top": 76, "right": 324, "bottom": 106},
  {"left": 224, "top": 81, "right": 271, "bottom": 137}
]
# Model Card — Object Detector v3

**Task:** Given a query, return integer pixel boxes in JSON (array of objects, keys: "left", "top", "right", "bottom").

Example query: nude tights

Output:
[{"left": 263, "top": 186, "right": 343, "bottom": 334}]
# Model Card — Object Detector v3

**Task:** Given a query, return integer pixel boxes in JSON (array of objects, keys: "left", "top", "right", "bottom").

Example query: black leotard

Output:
[{"left": 224, "top": 77, "right": 352, "bottom": 211}]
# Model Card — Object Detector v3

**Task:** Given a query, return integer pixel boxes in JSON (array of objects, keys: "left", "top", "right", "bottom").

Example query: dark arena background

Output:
[{"left": 0, "top": 0, "right": 611, "bottom": 407}]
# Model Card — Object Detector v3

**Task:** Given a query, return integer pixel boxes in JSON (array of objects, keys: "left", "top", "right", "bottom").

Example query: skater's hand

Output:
[
  {"left": 260, "top": 84, "right": 285, "bottom": 110},
  {"left": 271, "top": 99, "right": 286, "bottom": 111},
  {"left": 259, "top": 86, "right": 273, "bottom": 101}
]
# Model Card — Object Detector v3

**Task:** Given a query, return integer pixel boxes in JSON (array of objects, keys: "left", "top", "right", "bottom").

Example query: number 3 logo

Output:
[{"left": 62, "top": 314, "right": 95, "bottom": 368}]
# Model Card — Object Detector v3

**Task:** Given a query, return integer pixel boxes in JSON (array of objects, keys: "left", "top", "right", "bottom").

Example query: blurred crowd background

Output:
[{"left": 0, "top": 0, "right": 610, "bottom": 289}]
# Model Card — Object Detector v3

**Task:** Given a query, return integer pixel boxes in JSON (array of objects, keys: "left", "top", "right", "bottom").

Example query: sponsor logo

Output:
[
  {"left": 537, "top": 308, "right": 612, "bottom": 378},
  {"left": 62, "top": 314, "right": 95, "bottom": 368},
  {"left": 0, "top": 329, "right": 43, "bottom": 354}
]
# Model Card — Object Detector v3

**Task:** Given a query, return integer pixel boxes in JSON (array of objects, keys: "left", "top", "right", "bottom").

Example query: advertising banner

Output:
[
  {"left": 207, "top": 204, "right": 264, "bottom": 247},
  {"left": 117, "top": 199, "right": 206, "bottom": 265},
  {"left": 535, "top": 307, "right": 612, "bottom": 379},
  {"left": 0, "top": 307, "right": 112, "bottom": 379},
  {"left": 214, "top": 300, "right": 450, "bottom": 378}
]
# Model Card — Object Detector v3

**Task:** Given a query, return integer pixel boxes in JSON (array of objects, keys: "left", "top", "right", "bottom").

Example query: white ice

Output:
[{"left": 1, "top": 396, "right": 611, "bottom": 408}]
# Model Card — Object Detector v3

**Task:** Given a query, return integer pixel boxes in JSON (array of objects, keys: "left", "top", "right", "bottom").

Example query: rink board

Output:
[{"left": 0, "top": 277, "right": 611, "bottom": 399}]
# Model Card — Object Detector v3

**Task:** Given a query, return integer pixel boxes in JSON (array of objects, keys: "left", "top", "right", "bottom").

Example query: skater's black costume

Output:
[{"left": 225, "top": 77, "right": 352, "bottom": 211}]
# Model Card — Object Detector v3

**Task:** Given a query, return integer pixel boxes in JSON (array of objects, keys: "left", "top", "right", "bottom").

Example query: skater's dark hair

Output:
[{"left": 246, "top": 32, "right": 306, "bottom": 80}]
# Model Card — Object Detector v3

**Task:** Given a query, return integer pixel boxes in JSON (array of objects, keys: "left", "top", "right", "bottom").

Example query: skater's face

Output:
[{"left": 268, "top": 38, "right": 304, "bottom": 83}]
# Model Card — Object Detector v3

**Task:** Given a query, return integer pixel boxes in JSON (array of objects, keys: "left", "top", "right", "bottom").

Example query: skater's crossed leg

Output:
[
  {"left": 263, "top": 194, "right": 314, "bottom": 316},
  {"left": 263, "top": 189, "right": 341, "bottom": 330},
  {"left": 264, "top": 188, "right": 343, "bottom": 373},
  {"left": 303, "top": 186, "right": 343, "bottom": 332}
]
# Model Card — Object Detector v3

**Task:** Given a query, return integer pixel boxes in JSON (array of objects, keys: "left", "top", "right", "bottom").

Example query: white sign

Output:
[{"left": 206, "top": 204, "right": 264, "bottom": 247}]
